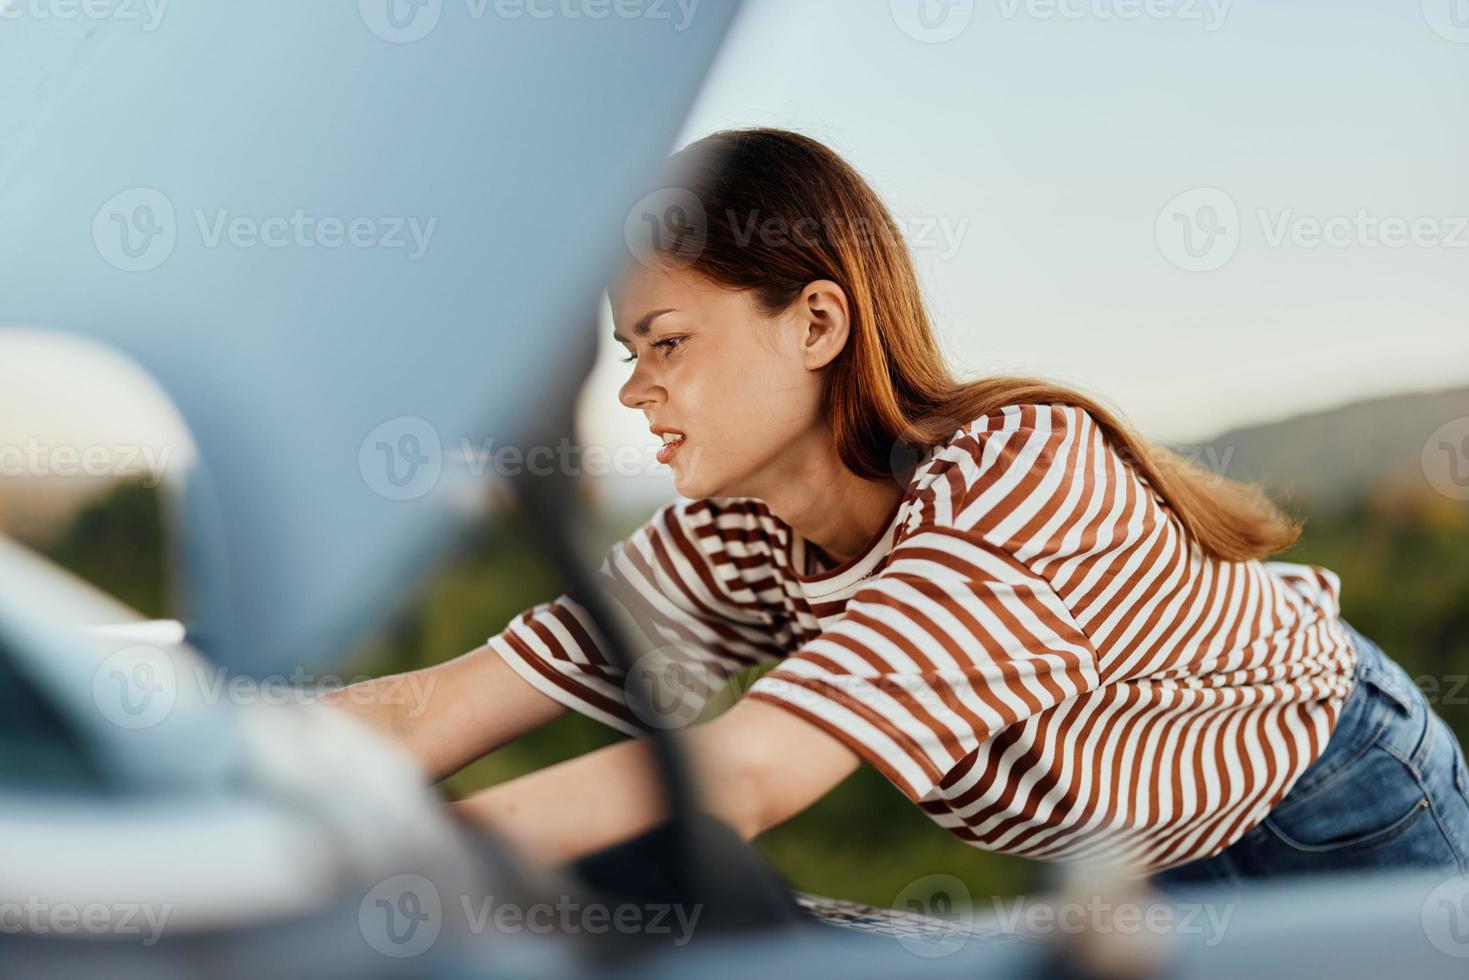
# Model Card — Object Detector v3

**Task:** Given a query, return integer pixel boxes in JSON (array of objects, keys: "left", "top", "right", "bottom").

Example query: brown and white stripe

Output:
[{"left": 488, "top": 403, "right": 1357, "bottom": 874}]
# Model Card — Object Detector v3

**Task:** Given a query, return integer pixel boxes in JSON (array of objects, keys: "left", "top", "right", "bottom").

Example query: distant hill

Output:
[
  {"left": 1182, "top": 384, "right": 1469, "bottom": 514},
  {"left": 592, "top": 384, "right": 1469, "bottom": 533},
  {"left": 5, "top": 384, "right": 1466, "bottom": 553}
]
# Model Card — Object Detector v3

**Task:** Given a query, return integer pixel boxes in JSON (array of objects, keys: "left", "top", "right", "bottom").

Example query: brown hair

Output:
[{"left": 627, "top": 127, "right": 1299, "bottom": 562}]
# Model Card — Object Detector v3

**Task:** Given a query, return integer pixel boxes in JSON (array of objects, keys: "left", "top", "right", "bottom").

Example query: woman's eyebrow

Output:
[{"left": 612, "top": 308, "right": 676, "bottom": 344}]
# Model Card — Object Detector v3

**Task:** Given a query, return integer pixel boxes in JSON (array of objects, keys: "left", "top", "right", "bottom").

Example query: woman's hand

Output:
[{"left": 315, "top": 641, "right": 568, "bottom": 781}]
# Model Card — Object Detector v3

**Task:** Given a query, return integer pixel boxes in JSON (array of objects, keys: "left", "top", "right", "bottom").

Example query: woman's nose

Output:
[{"left": 618, "top": 366, "right": 663, "bottom": 410}]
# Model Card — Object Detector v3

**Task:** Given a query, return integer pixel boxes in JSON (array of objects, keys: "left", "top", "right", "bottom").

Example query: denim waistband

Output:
[{"left": 1339, "top": 616, "right": 1419, "bottom": 720}]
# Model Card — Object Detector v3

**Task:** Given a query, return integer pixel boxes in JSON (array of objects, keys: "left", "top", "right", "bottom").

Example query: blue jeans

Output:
[{"left": 1153, "top": 619, "right": 1469, "bottom": 889}]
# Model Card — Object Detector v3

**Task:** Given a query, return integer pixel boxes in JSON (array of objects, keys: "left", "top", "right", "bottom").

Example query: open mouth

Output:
[{"left": 656, "top": 433, "right": 686, "bottom": 465}]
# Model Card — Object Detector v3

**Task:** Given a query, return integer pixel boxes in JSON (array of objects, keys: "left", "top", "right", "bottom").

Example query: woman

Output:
[{"left": 324, "top": 128, "right": 1469, "bottom": 893}]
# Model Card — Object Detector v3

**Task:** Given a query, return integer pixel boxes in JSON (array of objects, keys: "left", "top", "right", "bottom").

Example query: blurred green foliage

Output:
[
  {"left": 43, "top": 480, "right": 169, "bottom": 620},
  {"left": 1282, "top": 485, "right": 1469, "bottom": 738},
  {"left": 32, "top": 474, "right": 1469, "bottom": 908}
]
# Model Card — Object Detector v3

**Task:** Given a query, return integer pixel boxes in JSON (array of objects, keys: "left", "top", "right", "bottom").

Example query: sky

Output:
[
  {"left": 5, "top": 0, "right": 1467, "bottom": 513},
  {"left": 576, "top": 0, "right": 1469, "bottom": 509}
]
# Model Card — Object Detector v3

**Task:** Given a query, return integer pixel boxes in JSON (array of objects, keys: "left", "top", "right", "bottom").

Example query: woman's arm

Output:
[
  {"left": 316, "top": 641, "right": 568, "bottom": 781},
  {"left": 449, "top": 696, "right": 862, "bottom": 868}
]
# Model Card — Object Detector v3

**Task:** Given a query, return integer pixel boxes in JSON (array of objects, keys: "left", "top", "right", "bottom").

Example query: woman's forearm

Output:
[
  {"left": 317, "top": 642, "right": 568, "bottom": 780},
  {"left": 449, "top": 697, "right": 862, "bottom": 868},
  {"left": 314, "top": 672, "right": 428, "bottom": 751},
  {"left": 449, "top": 719, "right": 763, "bottom": 868}
]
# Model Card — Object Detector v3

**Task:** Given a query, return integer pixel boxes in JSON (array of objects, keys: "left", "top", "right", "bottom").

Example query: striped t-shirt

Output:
[{"left": 488, "top": 403, "right": 1358, "bottom": 874}]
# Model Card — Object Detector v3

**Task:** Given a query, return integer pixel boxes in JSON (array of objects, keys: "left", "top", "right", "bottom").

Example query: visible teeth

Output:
[{"left": 660, "top": 433, "right": 685, "bottom": 445}]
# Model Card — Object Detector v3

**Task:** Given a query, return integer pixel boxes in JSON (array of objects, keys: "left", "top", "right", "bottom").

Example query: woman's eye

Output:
[{"left": 619, "top": 337, "right": 684, "bottom": 363}]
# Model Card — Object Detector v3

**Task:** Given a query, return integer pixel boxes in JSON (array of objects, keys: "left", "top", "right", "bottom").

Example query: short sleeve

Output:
[
  {"left": 743, "top": 405, "right": 1102, "bottom": 802},
  {"left": 488, "top": 498, "right": 788, "bottom": 736}
]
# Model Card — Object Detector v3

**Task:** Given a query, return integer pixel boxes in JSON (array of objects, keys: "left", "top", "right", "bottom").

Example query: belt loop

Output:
[
  {"left": 1344, "top": 620, "right": 1417, "bottom": 719},
  {"left": 1343, "top": 618, "right": 1374, "bottom": 682}
]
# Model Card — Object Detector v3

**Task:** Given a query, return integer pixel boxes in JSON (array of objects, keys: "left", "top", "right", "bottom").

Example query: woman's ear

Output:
[{"left": 794, "top": 278, "right": 851, "bottom": 371}]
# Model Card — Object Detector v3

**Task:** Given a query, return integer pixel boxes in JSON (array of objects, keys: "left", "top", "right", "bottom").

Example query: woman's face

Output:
[{"left": 610, "top": 262, "right": 840, "bottom": 500}]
